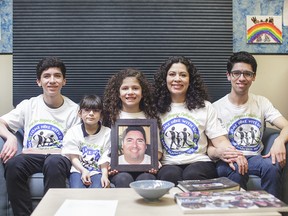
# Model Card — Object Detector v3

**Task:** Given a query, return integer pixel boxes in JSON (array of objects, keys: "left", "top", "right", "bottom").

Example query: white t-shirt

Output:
[
  {"left": 118, "top": 154, "right": 151, "bottom": 165},
  {"left": 1, "top": 94, "right": 80, "bottom": 150},
  {"left": 160, "top": 101, "right": 227, "bottom": 165},
  {"left": 118, "top": 111, "right": 162, "bottom": 153},
  {"left": 62, "top": 123, "right": 111, "bottom": 175},
  {"left": 213, "top": 94, "right": 282, "bottom": 155},
  {"left": 119, "top": 111, "right": 146, "bottom": 119}
]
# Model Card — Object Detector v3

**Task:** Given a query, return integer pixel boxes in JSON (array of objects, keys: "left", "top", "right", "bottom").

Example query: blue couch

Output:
[{"left": 0, "top": 127, "right": 288, "bottom": 215}]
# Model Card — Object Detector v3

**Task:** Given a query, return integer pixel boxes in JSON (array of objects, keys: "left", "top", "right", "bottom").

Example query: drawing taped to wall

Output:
[{"left": 246, "top": 15, "right": 282, "bottom": 44}]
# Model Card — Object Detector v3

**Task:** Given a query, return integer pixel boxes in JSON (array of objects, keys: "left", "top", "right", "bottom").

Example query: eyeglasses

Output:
[
  {"left": 230, "top": 70, "right": 255, "bottom": 79},
  {"left": 81, "top": 108, "right": 100, "bottom": 114}
]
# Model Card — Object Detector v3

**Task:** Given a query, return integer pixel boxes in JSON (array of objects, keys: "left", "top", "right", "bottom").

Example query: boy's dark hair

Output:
[
  {"left": 36, "top": 56, "right": 66, "bottom": 80},
  {"left": 122, "top": 126, "right": 146, "bottom": 143},
  {"left": 227, "top": 51, "right": 257, "bottom": 74},
  {"left": 79, "top": 95, "right": 103, "bottom": 111}
]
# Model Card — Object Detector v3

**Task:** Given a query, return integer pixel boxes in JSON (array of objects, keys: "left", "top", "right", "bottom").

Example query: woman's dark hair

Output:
[
  {"left": 102, "top": 68, "right": 161, "bottom": 128},
  {"left": 154, "top": 56, "right": 209, "bottom": 114}
]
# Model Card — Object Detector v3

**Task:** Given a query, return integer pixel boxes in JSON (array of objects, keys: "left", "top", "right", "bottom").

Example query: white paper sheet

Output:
[{"left": 54, "top": 199, "right": 118, "bottom": 216}]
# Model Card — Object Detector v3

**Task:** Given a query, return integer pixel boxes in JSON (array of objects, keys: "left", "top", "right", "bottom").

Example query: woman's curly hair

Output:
[
  {"left": 154, "top": 56, "right": 209, "bottom": 114},
  {"left": 102, "top": 68, "right": 161, "bottom": 128}
]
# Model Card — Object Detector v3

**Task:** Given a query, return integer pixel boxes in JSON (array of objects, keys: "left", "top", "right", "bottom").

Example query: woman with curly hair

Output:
[
  {"left": 103, "top": 68, "right": 162, "bottom": 187},
  {"left": 154, "top": 56, "right": 246, "bottom": 185}
]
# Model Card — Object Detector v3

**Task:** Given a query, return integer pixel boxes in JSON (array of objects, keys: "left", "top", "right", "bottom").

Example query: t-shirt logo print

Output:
[
  {"left": 81, "top": 146, "right": 101, "bottom": 172},
  {"left": 161, "top": 117, "right": 199, "bottom": 155},
  {"left": 28, "top": 123, "right": 64, "bottom": 148},
  {"left": 228, "top": 118, "right": 262, "bottom": 152}
]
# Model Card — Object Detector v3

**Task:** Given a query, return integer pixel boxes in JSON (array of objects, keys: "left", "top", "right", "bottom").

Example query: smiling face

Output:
[
  {"left": 79, "top": 108, "right": 101, "bottom": 127},
  {"left": 166, "top": 62, "right": 190, "bottom": 103},
  {"left": 37, "top": 67, "right": 66, "bottom": 97},
  {"left": 119, "top": 77, "right": 143, "bottom": 112},
  {"left": 122, "top": 130, "right": 146, "bottom": 164},
  {"left": 227, "top": 62, "right": 256, "bottom": 97}
]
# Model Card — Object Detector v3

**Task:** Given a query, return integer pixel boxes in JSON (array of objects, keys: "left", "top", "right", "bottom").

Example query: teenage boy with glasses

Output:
[{"left": 212, "top": 51, "right": 288, "bottom": 199}]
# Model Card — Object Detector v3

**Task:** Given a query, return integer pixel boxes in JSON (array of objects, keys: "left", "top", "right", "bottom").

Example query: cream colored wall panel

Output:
[
  {"left": 251, "top": 55, "right": 288, "bottom": 120},
  {"left": 0, "top": 55, "right": 13, "bottom": 116}
]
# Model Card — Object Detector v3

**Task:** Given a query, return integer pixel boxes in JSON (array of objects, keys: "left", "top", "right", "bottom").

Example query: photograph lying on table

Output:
[
  {"left": 175, "top": 190, "right": 288, "bottom": 214},
  {"left": 110, "top": 119, "right": 158, "bottom": 172},
  {"left": 177, "top": 177, "right": 240, "bottom": 192}
]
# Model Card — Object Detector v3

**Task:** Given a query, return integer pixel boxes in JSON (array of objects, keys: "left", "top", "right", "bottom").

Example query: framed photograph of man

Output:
[{"left": 110, "top": 119, "right": 158, "bottom": 172}]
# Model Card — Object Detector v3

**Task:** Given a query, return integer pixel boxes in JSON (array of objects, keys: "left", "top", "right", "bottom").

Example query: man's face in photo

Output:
[{"left": 122, "top": 130, "right": 146, "bottom": 164}]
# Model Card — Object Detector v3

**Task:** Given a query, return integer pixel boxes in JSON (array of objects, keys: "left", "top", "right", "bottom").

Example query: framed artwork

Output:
[
  {"left": 0, "top": 0, "right": 12, "bottom": 53},
  {"left": 111, "top": 119, "right": 158, "bottom": 172},
  {"left": 246, "top": 15, "right": 282, "bottom": 44},
  {"left": 233, "top": 0, "right": 288, "bottom": 54}
]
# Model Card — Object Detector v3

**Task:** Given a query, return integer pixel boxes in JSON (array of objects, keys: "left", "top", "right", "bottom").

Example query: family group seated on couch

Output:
[{"left": 0, "top": 52, "right": 288, "bottom": 216}]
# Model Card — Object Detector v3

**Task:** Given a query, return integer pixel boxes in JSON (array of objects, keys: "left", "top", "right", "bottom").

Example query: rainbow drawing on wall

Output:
[{"left": 246, "top": 15, "right": 282, "bottom": 44}]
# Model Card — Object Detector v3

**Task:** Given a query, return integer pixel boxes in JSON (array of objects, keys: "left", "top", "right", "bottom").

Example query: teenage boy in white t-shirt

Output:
[
  {"left": 213, "top": 51, "right": 288, "bottom": 199},
  {"left": 0, "top": 56, "right": 80, "bottom": 215}
]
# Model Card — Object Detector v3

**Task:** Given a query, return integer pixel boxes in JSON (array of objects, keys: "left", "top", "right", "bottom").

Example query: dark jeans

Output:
[
  {"left": 157, "top": 161, "right": 218, "bottom": 185},
  {"left": 4, "top": 154, "right": 71, "bottom": 216},
  {"left": 216, "top": 155, "right": 282, "bottom": 199},
  {"left": 110, "top": 172, "right": 156, "bottom": 188}
]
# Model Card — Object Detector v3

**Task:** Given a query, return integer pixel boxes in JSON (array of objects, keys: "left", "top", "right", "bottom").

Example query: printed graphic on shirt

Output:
[
  {"left": 228, "top": 118, "right": 262, "bottom": 152},
  {"left": 81, "top": 146, "right": 101, "bottom": 172},
  {"left": 27, "top": 124, "right": 64, "bottom": 148},
  {"left": 160, "top": 117, "right": 199, "bottom": 156}
]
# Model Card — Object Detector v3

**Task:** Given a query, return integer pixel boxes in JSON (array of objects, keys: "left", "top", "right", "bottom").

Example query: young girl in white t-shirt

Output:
[
  {"left": 103, "top": 68, "right": 162, "bottom": 187},
  {"left": 62, "top": 95, "right": 111, "bottom": 188}
]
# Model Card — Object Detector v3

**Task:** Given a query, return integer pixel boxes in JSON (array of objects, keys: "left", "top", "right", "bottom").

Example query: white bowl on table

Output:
[{"left": 129, "top": 180, "right": 175, "bottom": 201}]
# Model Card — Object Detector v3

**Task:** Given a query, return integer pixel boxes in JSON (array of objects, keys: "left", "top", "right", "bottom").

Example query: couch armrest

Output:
[
  {"left": 261, "top": 127, "right": 280, "bottom": 155},
  {"left": 261, "top": 127, "right": 288, "bottom": 204},
  {"left": 15, "top": 129, "right": 24, "bottom": 154},
  {"left": 0, "top": 130, "right": 24, "bottom": 216}
]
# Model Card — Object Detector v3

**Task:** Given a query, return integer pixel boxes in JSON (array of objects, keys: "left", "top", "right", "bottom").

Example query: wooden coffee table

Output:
[{"left": 31, "top": 188, "right": 281, "bottom": 216}]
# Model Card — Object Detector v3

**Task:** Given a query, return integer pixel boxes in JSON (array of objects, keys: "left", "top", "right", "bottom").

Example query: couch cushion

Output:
[{"left": 28, "top": 173, "right": 45, "bottom": 199}]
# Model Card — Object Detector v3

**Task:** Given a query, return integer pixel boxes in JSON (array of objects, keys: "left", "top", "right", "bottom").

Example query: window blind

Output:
[{"left": 13, "top": 0, "right": 232, "bottom": 106}]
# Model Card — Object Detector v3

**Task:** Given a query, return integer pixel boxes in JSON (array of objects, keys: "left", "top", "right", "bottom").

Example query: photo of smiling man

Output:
[{"left": 118, "top": 126, "right": 151, "bottom": 165}]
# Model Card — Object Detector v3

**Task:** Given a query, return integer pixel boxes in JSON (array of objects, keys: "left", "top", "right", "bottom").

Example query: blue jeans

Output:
[
  {"left": 216, "top": 155, "right": 282, "bottom": 199},
  {"left": 69, "top": 172, "right": 103, "bottom": 188}
]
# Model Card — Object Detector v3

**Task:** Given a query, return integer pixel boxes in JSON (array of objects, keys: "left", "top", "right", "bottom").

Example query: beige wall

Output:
[
  {"left": 0, "top": 54, "right": 288, "bottom": 120},
  {"left": 251, "top": 55, "right": 288, "bottom": 120},
  {"left": 0, "top": 55, "right": 13, "bottom": 116}
]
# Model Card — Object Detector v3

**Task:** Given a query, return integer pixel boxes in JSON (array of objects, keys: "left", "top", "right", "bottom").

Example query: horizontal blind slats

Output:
[{"left": 13, "top": 0, "right": 232, "bottom": 105}]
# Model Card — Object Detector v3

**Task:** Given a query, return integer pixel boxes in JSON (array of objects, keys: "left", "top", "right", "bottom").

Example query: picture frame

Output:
[{"left": 111, "top": 119, "right": 158, "bottom": 172}]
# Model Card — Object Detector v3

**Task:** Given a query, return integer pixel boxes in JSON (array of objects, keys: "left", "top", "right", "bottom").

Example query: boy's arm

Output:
[
  {"left": 208, "top": 135, "right": 248, "bottom": 175},
  {"left": 0, "top": 119, "right": 18, "bottom": 163},
  {"left": 70, "top": 154, "right": 91, "bottom": 186},
  {"left": 263, "top": 116, "right": 288, "bottom": 167}
]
